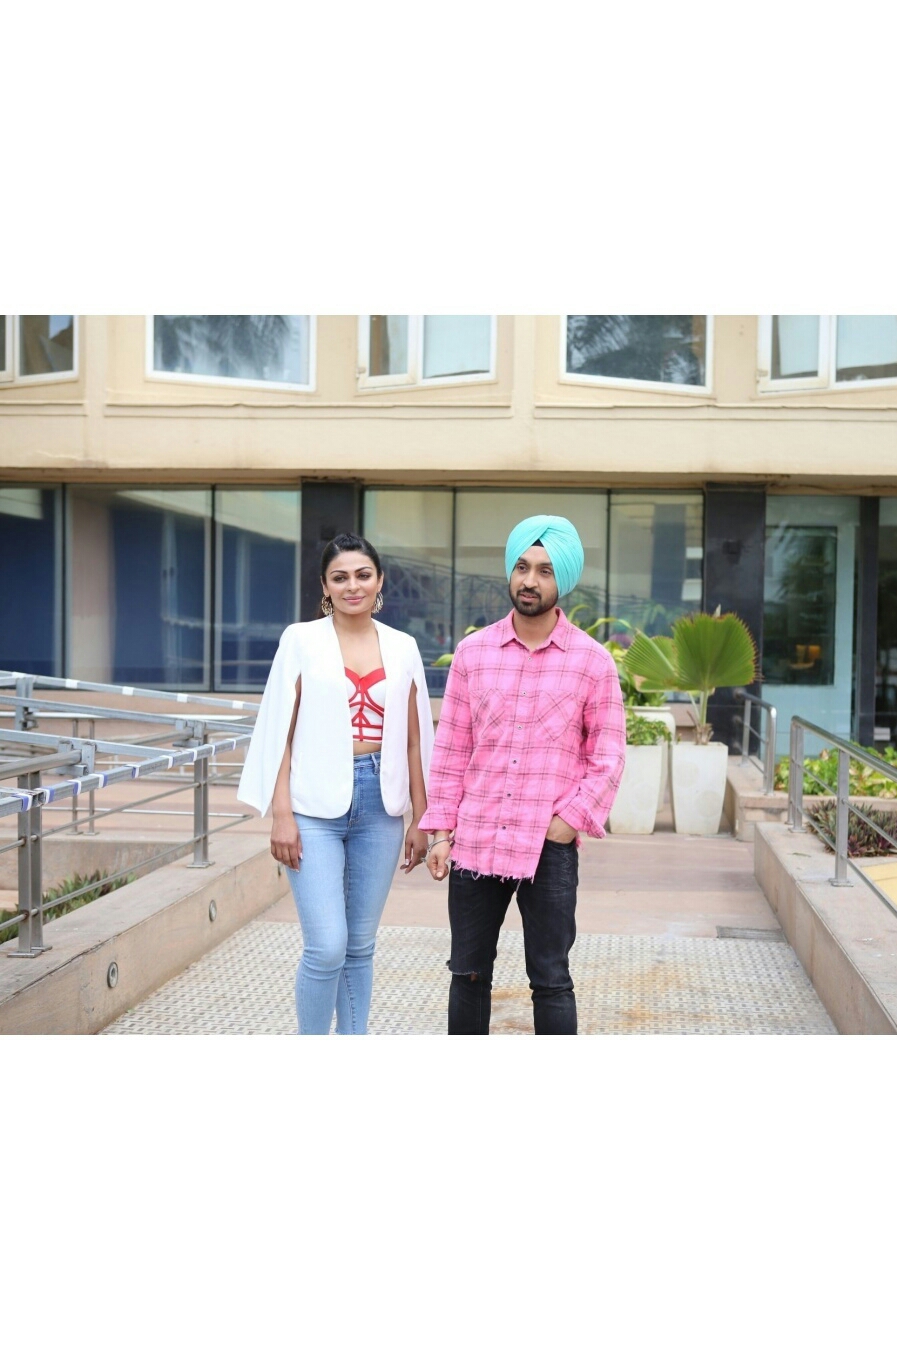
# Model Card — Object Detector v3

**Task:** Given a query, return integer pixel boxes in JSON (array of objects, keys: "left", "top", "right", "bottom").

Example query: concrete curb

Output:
[
  {"left": 754, "top": 823, "right": 897, "bottom": 1034},
  {"left": 0, "top": 834, "right": 289, "bottom": 1035}
]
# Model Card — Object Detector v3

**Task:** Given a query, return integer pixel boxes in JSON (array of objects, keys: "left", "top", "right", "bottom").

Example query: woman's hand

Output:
[
  {"left": 401, "top": 824, "right": 429, "bottom": 873},
  {"left": 427, "top": 838, "right": 452, "bottom": 882},
  {"left": 271, "top": 811, "right": 302, "bottom": 870}
]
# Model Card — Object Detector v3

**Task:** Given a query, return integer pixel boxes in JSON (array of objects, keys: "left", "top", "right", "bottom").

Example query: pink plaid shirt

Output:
[{"left": 419, "top": 608, "right": 626, "bottom": 881}]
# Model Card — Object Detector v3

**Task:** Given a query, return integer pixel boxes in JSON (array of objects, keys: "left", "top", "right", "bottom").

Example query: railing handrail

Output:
[
  {"left": 733, "top": 688, "right": 778, "bottom": 795},
  {"left": 790, "top": 716, "right": 897, "bottom": 778},
  {"left": 788, "top": 715, "right": 897, "bottom": 917},
  {"left": 734, "top": 689, "right": 777, "bottom": 714},
  {"left": 0, "top": 669, "right": 260, "bottom": 713},
  {"left": 0, "top": 730, "right": 251, "bottom": 815}
]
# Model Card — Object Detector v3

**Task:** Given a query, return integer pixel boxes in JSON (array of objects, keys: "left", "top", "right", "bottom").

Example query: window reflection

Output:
[
  {"left": 215, "top": 490, "right": 301, "bottom": 689},
  {"left": 69, "top": 487, "right": 211, "bottom": 687},
  {"left": 608, "top": 494, "right": 704, "bottom": 635},
  {"left": 762, "top": 524, "right": 837, "bottom": 685},
  {"left": 0, "top": 487, "right": 61, "bottom": 675},
  {"left": 19, "top": 316, "right": 75, "bottom": 377},
  {"left": 363, "top": 490, "right": 453, "bottom": 692},
  {"left": 566, "top": 316, "right": 707, "bottom": 386},
  {"left": 153, "top": 316, "right": 310, "bottom": 386}
]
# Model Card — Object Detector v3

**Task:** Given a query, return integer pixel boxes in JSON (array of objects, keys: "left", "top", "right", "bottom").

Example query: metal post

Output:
[
  {"left": 764, "top": 706, "right": 777, "bottom": 796},
  {"left": 189, "top": 727, "right": 212, "bottom": 869},
  {"left": 8, "top": 770, "right": 51, "bottom": 958},
  {"left": 87, "top": 719, "right": 97, "bottom": 834},
  {"left": 70, "top": 718, "right": 81, "bottom": 834},
  {"left": 740, "top": 695, "right": 751, "bottom": 765},
  {"left": 832, "top": 747, "right": 852, "bottom": 886},
  {"left": 789, "top": 722, "right": 805, "bottom": 831}
]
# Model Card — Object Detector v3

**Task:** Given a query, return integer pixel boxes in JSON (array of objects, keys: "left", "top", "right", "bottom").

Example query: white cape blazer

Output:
[{"left": 237, "top": 617, "right": 435, "bottom": 819}]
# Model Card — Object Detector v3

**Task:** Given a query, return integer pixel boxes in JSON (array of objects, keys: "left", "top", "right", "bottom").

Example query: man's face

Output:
[{"left": 509, "top": 545, "right": 559, "bottom": 617}]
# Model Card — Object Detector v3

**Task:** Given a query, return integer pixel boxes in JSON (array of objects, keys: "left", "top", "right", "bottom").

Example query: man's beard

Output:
[{"left": 509, "top": 582, "right": 558, "bottom": 618}]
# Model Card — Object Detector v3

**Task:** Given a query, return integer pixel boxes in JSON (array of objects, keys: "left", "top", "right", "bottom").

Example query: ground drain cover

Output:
[{"left": 716, "top": 926, "right": 786, "bottom": 942}]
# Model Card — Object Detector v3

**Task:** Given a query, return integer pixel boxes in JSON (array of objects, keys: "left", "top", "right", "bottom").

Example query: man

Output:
[{"left": 420, "top": 515, "right": 626, "bottom": 1035}]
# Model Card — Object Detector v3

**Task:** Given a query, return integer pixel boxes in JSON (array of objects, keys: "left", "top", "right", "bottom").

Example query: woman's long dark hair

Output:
[{"left": 320, "top": 533, "right": 383, "bottom": 581}]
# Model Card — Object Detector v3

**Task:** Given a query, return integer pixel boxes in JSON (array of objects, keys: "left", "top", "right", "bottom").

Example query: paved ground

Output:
[{"left": 103, "top": 803, "right": 837, "bottom": 1035}]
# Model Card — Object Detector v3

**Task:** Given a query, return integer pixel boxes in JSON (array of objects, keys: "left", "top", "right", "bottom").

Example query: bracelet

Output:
[{"left": 430, "top": 838, "right": 453, "bottom": 851}]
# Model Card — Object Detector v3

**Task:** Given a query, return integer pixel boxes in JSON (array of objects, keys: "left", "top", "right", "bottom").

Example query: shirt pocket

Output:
[
  {"left": 537, "top": 690, "right": 577, "bottom": 742},
  {"left": 472, "top": 686, "right": 506, "bottom": 738}
]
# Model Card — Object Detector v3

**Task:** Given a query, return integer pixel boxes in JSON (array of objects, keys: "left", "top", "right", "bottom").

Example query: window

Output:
[
  {"left": 608, "top": 494, "right": 704, "bottom": 633},
  {"left": 68, "top": 487, "right": 212, "bottom": 687},
  {"left": 358, "top": 316, "right": 495, "bottom": 389},
  {"left": 759, "top": 316, "right": 897, "bottom": 391},
  {"left": 454, "top": 490, "right": 608, "bottom": 644},
  {"left": 363, "top": 489, "right": 454, "bottom": 690},
  {"left": 562, "top": 316, "right": 711, "bottom": 392},
  {"left": 149, "top": 316, "right": 315, "bottom": 391},
  {"left": 215, "top": 489, "right": 301, "bottom": 690},
  {"left": 0, "top": 316, "right": 77, "bottom": 384},
  {"left": 0, "top": 487, "right": 62, "bottom": 675}
]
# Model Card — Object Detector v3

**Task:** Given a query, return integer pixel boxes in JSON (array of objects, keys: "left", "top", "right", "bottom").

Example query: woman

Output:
[{"left": 238, "top": 532, "right": 434, "bottom": 1034}]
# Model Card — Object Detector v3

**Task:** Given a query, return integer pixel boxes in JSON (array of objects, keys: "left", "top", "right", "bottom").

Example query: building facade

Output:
[{"left": 2, "top": 314, "right": 897, "bottom": 754}]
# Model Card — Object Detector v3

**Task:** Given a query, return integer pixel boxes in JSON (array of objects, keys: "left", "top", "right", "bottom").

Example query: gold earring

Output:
[
  {"left": 373, "top": 592, "right": 384, "bottom": 614},
  {"left": 321, "top": 595, "right": 333, "bottom": 616}
]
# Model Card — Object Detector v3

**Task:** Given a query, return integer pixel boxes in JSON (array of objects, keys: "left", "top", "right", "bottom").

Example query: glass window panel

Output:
[
  {"left": 876, "top": 498, "right": 897, "bottom": 747},
  {"left": 215, "top": 489, "right": 301, "bottom": 690},
  {"left": 422, "top": 316, "right": 492, "bottom": 378},
  {"left": 362, "top": 489, "right": 453, "bottom": 694},
  {"left": 69, "top": 487, "right": 211, "bottom": 687},
  {"left": 454, "top": 491, "right": 607, "bottom": 644},
  {"left": 19, "top": 315, "right": 75, "bottom": 377},
  {"left": 368, "top": 316, "right": 408, "bottom": 377},
  {"left": 566, "top": 315, "right": 706, "bottom": 386},
  {"left": 771, "top": 315, "right": 819, "bottom": 379},
  {"left": 762, "top": 524, "right": 837, "bottom": 685},
  {"left": 153, "top": 316, "right": 310, "bottom": 385},
  {"left": 0, "top": 487, "right": 61, "bottom": 676},
  {"left": 835, "top": 315, "right": 897, "bottom": 382},
  {"left": 0, "top": 316, "right": 7, "bottom": 372},
  {"left": 608, "top": 494, "right": 704, "bottom": 636}
]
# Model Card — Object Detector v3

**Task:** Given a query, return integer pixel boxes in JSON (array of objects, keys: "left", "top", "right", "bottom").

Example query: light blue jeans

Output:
[{"left": 287, "top": 753, "right": 404, "bottom": 1035}]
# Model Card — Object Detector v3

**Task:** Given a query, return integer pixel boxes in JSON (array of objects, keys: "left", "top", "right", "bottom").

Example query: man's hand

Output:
[
  {"left": 545, "top": 814, "right": 577, "bottom": 844},
  {"left": 427, "top": 838, "right": 452, "bottom": 882},
  {"left": 271, "top": 811, "right": 302, "bottom": 870}
]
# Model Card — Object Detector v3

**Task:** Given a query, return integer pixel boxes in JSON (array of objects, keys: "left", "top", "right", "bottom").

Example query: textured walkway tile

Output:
[{"left": 103, "top": 922, "right": 835, "bottom": 1036}]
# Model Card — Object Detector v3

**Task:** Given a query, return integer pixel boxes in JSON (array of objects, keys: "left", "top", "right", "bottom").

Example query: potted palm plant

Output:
[
  {"left": 622, "top": 610, "right": 758, "bottom": 836},
  {"left": 608, "top": 712, "right": 672, "bottom": 834}
]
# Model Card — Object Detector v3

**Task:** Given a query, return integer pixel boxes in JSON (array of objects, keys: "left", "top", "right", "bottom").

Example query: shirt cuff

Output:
[
  {"left": 419, "top": 808, "right": 457, "bottom": 833},
  {"left": 554, "top": 797, "right": 604, "bottom": 839}
]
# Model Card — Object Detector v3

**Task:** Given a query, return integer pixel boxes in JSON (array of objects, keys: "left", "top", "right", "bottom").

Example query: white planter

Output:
[
  {"left": 608, "top": 745, "right": 663, "bottom": 834},
  {"left": 632, "top": 708, "right": 676, "bottom": 809},
  {"left": 670, "top": 741, "right": 729, "bottom": 836}
]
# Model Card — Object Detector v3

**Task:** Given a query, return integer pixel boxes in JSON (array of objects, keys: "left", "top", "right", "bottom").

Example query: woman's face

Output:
[{"left": 322, "top": 550, "right": 383, "bottom": 617}]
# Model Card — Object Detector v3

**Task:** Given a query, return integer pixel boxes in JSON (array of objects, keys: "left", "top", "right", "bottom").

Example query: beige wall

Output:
[{"left": 2, "top": 315, "right": 896, "bottom": 489}]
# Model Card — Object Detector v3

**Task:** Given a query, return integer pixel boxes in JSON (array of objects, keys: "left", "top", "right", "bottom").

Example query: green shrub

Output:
[
  {"left": 625, "top": 712, "right": 671, "bottom": 746},
  {"left": 806, "top": 801, "right": 897, "bottom": 857},
  {"left": 775, "top": 744, "right": 897, "bottom": 797},
  {"left": 0, "top": 868, "right": 133, "bottom": 946}
]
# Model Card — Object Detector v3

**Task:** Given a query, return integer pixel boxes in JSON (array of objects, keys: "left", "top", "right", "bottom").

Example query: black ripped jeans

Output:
[{"left": 447, "top": 838, "right": 579, "bottom": 1035}]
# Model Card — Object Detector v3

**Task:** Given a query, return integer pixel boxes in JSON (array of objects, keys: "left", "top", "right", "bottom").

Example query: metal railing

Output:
[
  {"left": 0, "top": 671, "right": 259, "bottom": 959},
  {"left": 734, "top": 689, "right": 778, "bottom": 794},
  {"left": 788, "top": 717, "right": 897, "bottom": 916}
]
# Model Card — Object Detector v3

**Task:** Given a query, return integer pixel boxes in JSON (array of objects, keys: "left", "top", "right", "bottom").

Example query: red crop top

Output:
[{"left": 345, "top": 667, "right": 386, "bottom": 743}]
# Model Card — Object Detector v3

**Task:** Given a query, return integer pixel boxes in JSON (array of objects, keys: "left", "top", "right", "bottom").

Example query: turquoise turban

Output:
[{"left": 505, "top": 515, "right": 585, "bottom": 598}]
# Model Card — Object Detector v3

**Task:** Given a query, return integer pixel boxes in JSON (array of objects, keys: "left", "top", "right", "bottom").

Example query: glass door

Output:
[{"left": 762, "top": 495, "right": 859, "bottom": 757}]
